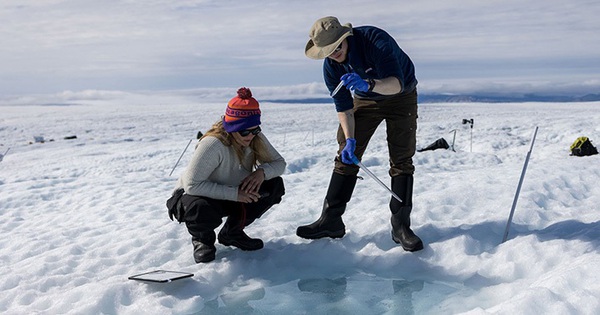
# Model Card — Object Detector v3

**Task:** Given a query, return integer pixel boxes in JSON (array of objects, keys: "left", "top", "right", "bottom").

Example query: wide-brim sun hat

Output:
[{"left": 305, "top": 16, "right": 353, "bottom": 60}]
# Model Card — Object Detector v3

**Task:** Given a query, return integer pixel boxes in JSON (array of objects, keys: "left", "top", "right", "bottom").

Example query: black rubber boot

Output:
[
  {"left": 296, "top": 172, "right": 357, "bottom": 239},
  {"left": 192, "top": 238, "right": 217, "bottom": 263},
  {"left": 182, "top": 195, "right": 223, "bottom": 263},
  {"left": 218, "top": 216, "right": 264, "bottom": 251},
  {"left": 390, "top": 175, "right": 423, "bottom": 252}
]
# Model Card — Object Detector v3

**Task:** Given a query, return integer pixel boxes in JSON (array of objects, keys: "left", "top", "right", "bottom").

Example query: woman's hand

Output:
[
  {"left": 237, "top": 188, "right": 261, "bottom": 203},
  {"left": 238, "top": 168, "right": 265, "bottom": 203},
  {"left": 241, "top": 168, "right": 265, "bottom": 194}
]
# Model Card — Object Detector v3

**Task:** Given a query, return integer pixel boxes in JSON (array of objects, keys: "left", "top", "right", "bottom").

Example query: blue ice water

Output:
[{"left": 194, "top": 274, "right": 469, "bottom": 314}]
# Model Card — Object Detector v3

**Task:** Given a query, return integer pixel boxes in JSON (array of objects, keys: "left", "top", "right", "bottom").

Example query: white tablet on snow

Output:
[{"left": 128, "top": 270, "right": 193, "bottom": 283}]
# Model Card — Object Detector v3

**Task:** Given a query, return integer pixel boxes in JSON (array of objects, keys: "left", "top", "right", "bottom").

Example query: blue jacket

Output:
[{"left": 323, "top": 26, "right": 418, "bottom": 112}]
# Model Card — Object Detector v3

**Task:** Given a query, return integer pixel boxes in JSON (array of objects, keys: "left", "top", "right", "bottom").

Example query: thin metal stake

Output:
[
  {"left": 169, "top": 139, "right": 193, "bottom": 176},
  {"left": 502, "top": 126, "right": 539, "bottom": 243},
  {"left": 470, "top": 126, "right": 473, "bottom": 152},
  {"left": 450, "top": 129, "right": 457, "bottom": 151},
  {"left": 0, "top": 147, "right": 10, "bottom": 162}
]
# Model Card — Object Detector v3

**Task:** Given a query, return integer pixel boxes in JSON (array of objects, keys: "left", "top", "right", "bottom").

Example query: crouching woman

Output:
[{"left": 172, "top": 87, "right": 286, "bottom": 263}]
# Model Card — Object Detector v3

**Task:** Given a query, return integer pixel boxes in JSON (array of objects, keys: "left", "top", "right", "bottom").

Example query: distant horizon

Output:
[{"left": 2, "top": 81, "right": 599, "bottom": 106}]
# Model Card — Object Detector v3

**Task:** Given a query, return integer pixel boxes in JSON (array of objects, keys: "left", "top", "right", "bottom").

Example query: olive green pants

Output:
[{"left": 334, "top": 88, "right": 418, "bottom": 177}]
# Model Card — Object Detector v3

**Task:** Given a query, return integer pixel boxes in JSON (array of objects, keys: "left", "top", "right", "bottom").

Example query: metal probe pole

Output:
[
  {"left": 169, "top": 139, "right": 193, "bottom": 176},
  {"left": 450, "top": 129, "right": 457, "bottom": 152},
  {"left": 502, "top": 126, "right": 539, "bottom": 243},
  {"left": 353, "top": 157, "right": 402, "bottom": 203},
  {"left": 0, "top": 148, "right": 10, "bottom": 162}
]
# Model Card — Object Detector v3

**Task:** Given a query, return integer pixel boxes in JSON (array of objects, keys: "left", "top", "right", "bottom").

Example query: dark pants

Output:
[
  {"left": 334, "top": 89, "right": 418, "bottom": 177},
  {"left": 181, "top": 177, "right": 285, "bottom": 244}
]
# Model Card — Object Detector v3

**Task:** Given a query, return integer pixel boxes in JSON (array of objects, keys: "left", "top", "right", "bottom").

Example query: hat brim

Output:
[{"left": 305, "top": 24, "right": 353, "bottom": 60}]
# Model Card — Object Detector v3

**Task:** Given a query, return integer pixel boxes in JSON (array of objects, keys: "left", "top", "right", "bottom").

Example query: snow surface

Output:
[{"left": 1, "top": 94, "right": 599, "bottom": 314}]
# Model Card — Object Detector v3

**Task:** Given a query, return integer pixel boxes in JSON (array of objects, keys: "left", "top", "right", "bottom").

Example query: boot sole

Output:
[
  {"left": 392, "top": 234, "right": 424, "bottom": 252},
  {"left": 218, "top": 237, "right": 263, "bottom": 251},
  {"left": 296, "top": 229, "right": 345, "bottom": 240},
  {"left": 194, "top": 252, "right": 216, "bottom": 263}
]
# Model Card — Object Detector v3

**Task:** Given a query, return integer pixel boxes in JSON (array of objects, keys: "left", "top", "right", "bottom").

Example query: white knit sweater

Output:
[{"left": 175, "top": 133, "right": 286, "bottom": 201}]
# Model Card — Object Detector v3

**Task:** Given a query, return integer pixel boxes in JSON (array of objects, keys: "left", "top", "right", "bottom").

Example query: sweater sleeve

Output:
[
  {"left": 180, "top": 137, "right": 238, "bottom": 201},
  {"left": 256, "top": 133, "right": 286, "bottom": 180}
]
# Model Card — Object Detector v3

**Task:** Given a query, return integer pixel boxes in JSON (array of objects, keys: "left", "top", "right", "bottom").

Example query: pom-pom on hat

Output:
[{"left": 222, "top": 87, "right": 261, "bottom": 133}]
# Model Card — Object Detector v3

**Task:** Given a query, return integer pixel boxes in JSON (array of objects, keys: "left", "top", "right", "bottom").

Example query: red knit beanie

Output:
[{"left": 222, "top": 87, "right": 261, "bottom": 133}]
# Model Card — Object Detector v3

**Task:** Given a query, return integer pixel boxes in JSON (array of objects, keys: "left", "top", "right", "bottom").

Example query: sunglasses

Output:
[
  {"left": 238, "top": 126, "right": 261, "bottom": 137},
  {"left": 333, "top": 43, "right": 343, "bottom": 53}
]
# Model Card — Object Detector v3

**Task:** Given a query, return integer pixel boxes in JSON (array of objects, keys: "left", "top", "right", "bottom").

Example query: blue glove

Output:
[
  {"left": 341, "top": 138, "right": 357, "bottom": 164},
  {"left": 341, "top": 73, "right": 369, "bottom": 92}
]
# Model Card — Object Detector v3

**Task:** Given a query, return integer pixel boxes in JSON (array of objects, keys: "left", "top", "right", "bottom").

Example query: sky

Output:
[
  {"left": 1, "top": 0, "right": 600, "bottom": 96},
  {"left": 1, "top": 95, "right": 599, "bottom": 313}
]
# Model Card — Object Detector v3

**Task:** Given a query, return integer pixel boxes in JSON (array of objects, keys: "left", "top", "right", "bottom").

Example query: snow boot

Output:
[
  {"left": 218, "top": 215, "right": 263, "bottom": 251},
  {"left": 296, "top": 172, "right": 357, "bottom": 239},
  {"left": 390, "top": 175, "right": 423, "bottom": 251},
  {"left": 192, "top": 238, "right": 216, "bottom": 263},
  {"left": 182, "top": 195, "right": 223, "bottom": 263}
]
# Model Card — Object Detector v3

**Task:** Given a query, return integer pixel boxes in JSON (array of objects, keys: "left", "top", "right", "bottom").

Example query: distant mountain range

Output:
[
  {"left": 418, "top": 93, "right": 600, "bottom": 103},
  {"left": 265, "top": 93, "right": 600, "bottom": 104}
]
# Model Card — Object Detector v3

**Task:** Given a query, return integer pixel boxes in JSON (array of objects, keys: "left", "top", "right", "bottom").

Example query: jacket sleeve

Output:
[
  {"left": 324, "top": 60, "right": 355, "bottom": 112},
  {"left": 180, "top": 137, "right": 238, "bottom": 201},
  {"left": 256, "top": 133, "right": 286, "bottom": 180},
  {"left": 362, "top": 27, "right": 414, "bottom": 93}
]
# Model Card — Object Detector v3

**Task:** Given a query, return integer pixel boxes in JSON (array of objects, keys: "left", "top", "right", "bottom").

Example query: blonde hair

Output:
[{"left": 201, "top": 119, "right": 270, "bottom": 171}]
